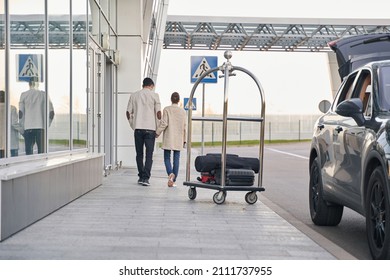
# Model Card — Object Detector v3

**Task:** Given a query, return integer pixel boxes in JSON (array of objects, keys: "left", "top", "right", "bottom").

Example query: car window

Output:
[
  {"left": 334, "top": 72, "right": 358, "bottom": 108},
  {"left": 378, "top": 66, "right": 390, "bottom": 111},
  {"left": 352, "top": 70, "right": 372, "bottom": 117}
]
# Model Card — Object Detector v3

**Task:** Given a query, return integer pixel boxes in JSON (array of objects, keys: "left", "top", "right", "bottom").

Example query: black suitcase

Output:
[
  {"left": 195, "top": 154, "right": 260, "bottom": 173},
  {"left": 214, "top": 168, "right": 255, "bottom": 186}
]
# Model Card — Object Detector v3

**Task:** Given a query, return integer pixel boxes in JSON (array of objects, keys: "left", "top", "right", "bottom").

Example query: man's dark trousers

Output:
[
  {"left": 24, "top": 128, "right": 45, "bottom": 155},
  {"left": 134, "top": 129, "right": 156, "bottom": 180}
]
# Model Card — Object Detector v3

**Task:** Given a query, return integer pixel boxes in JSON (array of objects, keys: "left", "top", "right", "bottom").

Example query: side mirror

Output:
[
  {"left": 336, "top": 98, "right": 365, "bottom": 126},
  {"left": 318, "top": 100, "right": 331, "bottom": 113}
]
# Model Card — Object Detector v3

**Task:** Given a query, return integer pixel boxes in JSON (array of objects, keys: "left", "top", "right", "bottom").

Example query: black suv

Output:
[{"left": 309, "top": 33, "right": 390, "bottom": 259}]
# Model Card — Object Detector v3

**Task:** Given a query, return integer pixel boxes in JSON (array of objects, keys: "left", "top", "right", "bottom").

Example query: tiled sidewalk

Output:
[{"left": 0, "top": 151, "right": 336, "bottom": 260}]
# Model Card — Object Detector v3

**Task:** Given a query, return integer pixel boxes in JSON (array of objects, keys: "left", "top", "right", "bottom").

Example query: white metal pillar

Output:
[
  {"left": 327, "top": 52, "right": 341, "bottom": 99},
  {"left": 116, "top": 0, "right": 168, "bottom": 167},
  {"left": 116, "top": 0, "right": 143, "bottom": 167}
]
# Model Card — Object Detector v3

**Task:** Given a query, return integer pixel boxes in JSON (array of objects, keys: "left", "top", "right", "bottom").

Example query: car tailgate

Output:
[{"left": 328, "top": 33, "right": 390, "bottom": 79}]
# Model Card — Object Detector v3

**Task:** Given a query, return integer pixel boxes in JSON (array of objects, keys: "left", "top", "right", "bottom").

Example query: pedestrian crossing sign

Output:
[
  {"left": 190, "top": 56, "right": 218, "bottom": 84},
  {"left": 17, "top": 54, "right": 43, "bottom": 82},
  {"left": 184, "top": 97, "right": 197, "bottom": 111}
]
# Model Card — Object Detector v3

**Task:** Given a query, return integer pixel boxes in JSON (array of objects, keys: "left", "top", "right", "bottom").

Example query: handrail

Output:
[{"left": 191, "top": 116, "right": 263, "bottom": 122}]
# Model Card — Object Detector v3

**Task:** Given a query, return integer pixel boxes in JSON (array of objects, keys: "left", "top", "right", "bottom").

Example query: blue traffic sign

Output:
[
  {"left": 190, "top": 56, "right": 218, "bottom": 84},
  {"left": 183, "top": 97, "right": 197, "bottom": 111},
  {"left": 17, "top": 54, "right": 43, "bottom": 82}
]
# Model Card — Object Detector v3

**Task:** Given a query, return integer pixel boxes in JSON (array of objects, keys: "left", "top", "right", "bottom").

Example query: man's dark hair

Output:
[
  {"left": 171, "top": 92, "right": 180, "bottom": 104},
  {"left": 142, "top": 77, "right": 154, "bottom": 87},
  {"left": 29, "top": 76, "right": 39, "bottom": 86}
]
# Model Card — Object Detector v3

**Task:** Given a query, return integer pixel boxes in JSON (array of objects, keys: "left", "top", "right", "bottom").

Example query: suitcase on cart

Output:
[
  {"left": 197, "top": 172, "right": 216, "bottom": 184},
  {"left": 195, "top": 153, "right": 260, "bottom": 173},
  {"left": 214, "top": 168, "right": 255, "bottom": 186}
]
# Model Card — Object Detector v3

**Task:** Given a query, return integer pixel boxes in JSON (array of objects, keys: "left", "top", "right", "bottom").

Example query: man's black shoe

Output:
[
  {"left": 138, "top": 178, "right": 143, "bottom": 185},
  {"left": 142, "top": 179, "right": 150, "bottom": 186}
]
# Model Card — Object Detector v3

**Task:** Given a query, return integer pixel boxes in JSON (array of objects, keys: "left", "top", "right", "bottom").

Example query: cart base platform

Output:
[{"left": 183, "top": 181, "right": 265, "bottom": 204}]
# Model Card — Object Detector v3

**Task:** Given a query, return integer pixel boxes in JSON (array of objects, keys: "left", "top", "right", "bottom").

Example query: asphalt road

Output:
[{"left": 203, "top": 142, "right": 371, "bottom": 260}]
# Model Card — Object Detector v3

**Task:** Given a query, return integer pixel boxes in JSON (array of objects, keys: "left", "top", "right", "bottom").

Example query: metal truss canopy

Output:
[
  {"left": 0, "top": 15, "right": 87, "bottom": 49},
  {"left": 3, "top": 15, "right": 390, "bottom": 53},
  {"left": 164, "top": 16, "right": 390, "bottom": 52}
]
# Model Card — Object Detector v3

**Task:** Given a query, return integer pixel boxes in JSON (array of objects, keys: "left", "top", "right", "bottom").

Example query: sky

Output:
[{"left": 156, "top": 0, "right": 390, "bottom": 115}]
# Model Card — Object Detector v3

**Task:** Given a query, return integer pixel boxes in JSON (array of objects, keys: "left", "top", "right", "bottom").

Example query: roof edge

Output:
[{"left": 166, "top": 15, "right": 390, "bottom": 25}]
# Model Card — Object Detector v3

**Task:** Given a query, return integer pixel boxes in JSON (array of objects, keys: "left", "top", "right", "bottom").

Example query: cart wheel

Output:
[
  {"left": 245, "top": 191, "right": 258, "bottom": 204},
  {"left": 188, "top": 187, "right": 197, "bottom": 200},
  {"left": 213, "top": 191, "right": 226, "bottom": 204}
]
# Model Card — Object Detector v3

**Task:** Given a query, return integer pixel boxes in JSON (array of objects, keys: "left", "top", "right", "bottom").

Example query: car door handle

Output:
[
  {"left": 317, "top": 124, "right": 325, "bottom": 130},
  {"left": 335, "top": 126, "right": 343, "bottom": 133}
]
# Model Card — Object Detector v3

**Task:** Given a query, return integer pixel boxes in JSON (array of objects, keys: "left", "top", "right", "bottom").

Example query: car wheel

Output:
[
  {"left": 309, "top": 157, "right": 343, "bottom": 226},
  {"left": 366, "top": 166, "right": 390, "bottom": 259}
]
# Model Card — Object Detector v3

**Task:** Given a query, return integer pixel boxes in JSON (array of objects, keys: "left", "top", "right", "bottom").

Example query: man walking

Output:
[{"left": 126, "top": 78, "right": 161, "bottom": 186}]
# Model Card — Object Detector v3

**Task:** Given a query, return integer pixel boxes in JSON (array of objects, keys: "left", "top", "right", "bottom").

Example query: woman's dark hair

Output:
[{"left": 171, "top": 92, "right": 180, "bottom": 104}]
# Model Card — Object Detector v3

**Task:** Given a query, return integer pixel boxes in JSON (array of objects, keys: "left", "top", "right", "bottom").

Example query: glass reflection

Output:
[
  {"left": 0, "top": 90, "right": 5, "bottom": 158},
  {"left": 1, "top": 0, "right": 91, "bottom": 161},
  {"left": 72, "top": 1, "right": 88, "bottom": 149},
  {"left": 0, "top": 0, "right": 5, "bottom": 158},
  {"left": 10, "top": 100, "right": 23, "bottom": 156},
  {"left": 10, "top": 0, "right": 46, "bottom": 156},
  {"left": 48, "top": 0, "right": 70, "bottom": 152},
  {"left": 19, "top": 77, "right": 54, "bottom": 154}
]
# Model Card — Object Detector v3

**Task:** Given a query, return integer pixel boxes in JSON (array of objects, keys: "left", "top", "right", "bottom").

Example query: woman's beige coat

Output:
[{"left": 156, "top": 104, "right": 186, "bottom": 151}]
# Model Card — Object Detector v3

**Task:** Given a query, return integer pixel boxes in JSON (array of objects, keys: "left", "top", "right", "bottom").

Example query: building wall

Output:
[{"left": 116, "top": 0, "right": 168, "bottom": 167}]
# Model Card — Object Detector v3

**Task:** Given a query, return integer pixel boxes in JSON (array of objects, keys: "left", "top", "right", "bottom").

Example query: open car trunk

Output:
[{"left": 328, "top": 33, "right": 390, "bottom": 80}]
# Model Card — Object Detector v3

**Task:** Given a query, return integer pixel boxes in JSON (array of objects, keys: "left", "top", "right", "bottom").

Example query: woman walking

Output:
[{"left": 156, "top": 92, "right": 186, "bottom": 187}]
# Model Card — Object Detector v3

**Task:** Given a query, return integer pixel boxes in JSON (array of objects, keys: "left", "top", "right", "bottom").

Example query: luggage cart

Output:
[{"left": 184, "top": 51, "right": 266, "bottom": 204}]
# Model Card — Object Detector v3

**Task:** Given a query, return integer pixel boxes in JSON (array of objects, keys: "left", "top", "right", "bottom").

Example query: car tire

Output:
[
  {"left": 366, "top": 166, "right": 390, "bottom": 259},
  {"left": 309, "top": 157, "right": 343, "bottom": 226}
]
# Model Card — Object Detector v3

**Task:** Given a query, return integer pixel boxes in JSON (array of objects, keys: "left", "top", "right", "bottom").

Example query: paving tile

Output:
[{"left": 0, "top": 152, "right": 336, "bottom": 260}]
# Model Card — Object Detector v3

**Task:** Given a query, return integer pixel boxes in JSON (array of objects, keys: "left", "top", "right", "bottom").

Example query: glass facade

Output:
[
  {"left": 0, "top": 0, "right": 5, "bottom": 158},
  {"left": 48, "top": 0, "right": 71, "bottom": 152},
  {"left": 72, "top": 1, "right": 88, "bottom": 149},
  {"left": 0, "top": 0, "right": 118, "bottom": 164},
  {"left": 9, "top": 0, "right": 46, "bottom": 156}
]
